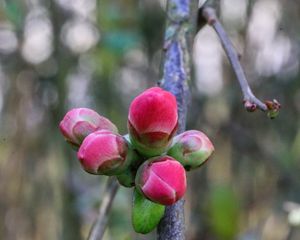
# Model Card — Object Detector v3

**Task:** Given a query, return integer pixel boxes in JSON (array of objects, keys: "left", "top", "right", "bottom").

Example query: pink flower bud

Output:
[
  {"left": 77, "top": 130, "right": 137, "bottom": 175},
  {"left": 167, "top": 130, "right": 214, "bottom": 170},
  {"left": 128, "top": 87, "right": 178, "bottom": 157},
  {"left": 59, "top": 108, "right": 118, "bottom": 148},
  {"left": 135, "top": 156, "right": 186, "bottom": 205}
]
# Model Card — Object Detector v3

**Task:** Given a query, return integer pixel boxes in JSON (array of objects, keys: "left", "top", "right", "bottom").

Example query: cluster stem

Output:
[{"left": 88, "top": 177, "right": 119, "bottom": 240}]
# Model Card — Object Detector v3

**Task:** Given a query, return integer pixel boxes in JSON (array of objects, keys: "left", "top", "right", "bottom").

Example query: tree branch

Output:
[
  {"left": 199, "top": 6, "right": 281, "bottom": 117},
  {"left": 157, "top": 0, "right": 192, "bottom": 239},
  {"left": 87, "top": 177, "right": 119, "bottom": 240}
]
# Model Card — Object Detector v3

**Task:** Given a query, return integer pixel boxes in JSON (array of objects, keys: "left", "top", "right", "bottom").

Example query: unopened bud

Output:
[
  {"left": 59, "top": 108, "right": 118, "bottom": 149},
  {"left": 135, "top": 156, "right": 186, "bottom": 205},
  {"left": 167, "top": 130, "right": 214, "bottom": 170},
  {"left": 77, "top": 130, "right": 136, "bottom": 175},
  {"left": 243, "top": 100, "right": 257, "bottom": 112},
  {"left": 128, "top": 87, "right": 178, "bottom": 157}
]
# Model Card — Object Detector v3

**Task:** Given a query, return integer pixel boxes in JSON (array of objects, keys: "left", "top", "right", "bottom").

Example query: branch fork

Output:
[{"left": 199, "top": 6, "right": 281, "bottom": 118}]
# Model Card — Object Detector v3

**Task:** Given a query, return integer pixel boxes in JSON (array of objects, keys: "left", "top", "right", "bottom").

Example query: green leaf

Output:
[
  {"left": 132, "top": 188, "right": 165, "bottom": 234},
  {"left": 267, "top": 109, "right": 279, "bottom": 119}
]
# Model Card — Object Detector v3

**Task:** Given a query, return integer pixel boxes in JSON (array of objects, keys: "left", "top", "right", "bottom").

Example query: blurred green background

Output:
[{"left": 0, "top": 0, "right": 299, "bottom": 239}]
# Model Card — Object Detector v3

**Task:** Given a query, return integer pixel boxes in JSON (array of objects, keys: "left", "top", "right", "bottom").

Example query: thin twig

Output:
[
  {"left": 88, "top": 177, "right": 119, "bottom": 240},
  {"left": 202, "top": 7, "right": 266, "bottom": 111},
  {"left": 200, "top": 6, "right": 281, "bottom": 116}
]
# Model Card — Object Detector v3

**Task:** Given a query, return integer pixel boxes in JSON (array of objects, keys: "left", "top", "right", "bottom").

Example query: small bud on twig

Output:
[
  {"left": 243, "top": 100, "right": 257, "bottom": 112},
  {"left": 265, "top": 99, "right": 281, "bottom": 119}
]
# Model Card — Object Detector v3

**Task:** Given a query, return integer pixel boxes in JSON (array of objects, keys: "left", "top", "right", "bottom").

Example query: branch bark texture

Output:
[{"left": 157, "top": 0, "right": 192, "bottom": 239}]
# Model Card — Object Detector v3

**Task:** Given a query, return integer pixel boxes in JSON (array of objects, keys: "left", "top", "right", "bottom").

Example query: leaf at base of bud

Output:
[{"left": 132, "top": 188, "right": 165, "bottom": 234}]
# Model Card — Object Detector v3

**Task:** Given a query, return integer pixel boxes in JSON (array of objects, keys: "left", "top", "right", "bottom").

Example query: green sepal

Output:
[
  {"left": 129, "top": 134, "right": 168, "bottom": 157},
  {"left": 132, "top": 188, "right": 165, "bottom": 234},
  {"left": 117, "top": 168, "right": 135, "bottom": 188}
]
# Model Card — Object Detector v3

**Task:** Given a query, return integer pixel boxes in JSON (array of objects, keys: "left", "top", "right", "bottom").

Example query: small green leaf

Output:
[
  {"left": 267, "top": 109, "right": 279, "bottom": 119},
  {"left": 265, "top": 99, "right": 281, "bottom": 119},
  {"left": 132, "top": 188, "right": 165, "bottom": 234}
]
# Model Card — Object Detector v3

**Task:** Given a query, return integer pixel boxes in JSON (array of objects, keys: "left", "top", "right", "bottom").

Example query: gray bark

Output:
[{"left": 157, "top": 0, "right": 192, "bottom": 239}]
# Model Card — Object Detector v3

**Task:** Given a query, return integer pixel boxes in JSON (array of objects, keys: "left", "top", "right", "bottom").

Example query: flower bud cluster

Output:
[{"left": 59, "top": 87, "right": 214, "bottom": 206}]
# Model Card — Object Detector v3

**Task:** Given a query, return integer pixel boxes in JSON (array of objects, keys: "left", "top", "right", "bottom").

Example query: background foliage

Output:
[{"left": 0, "top": 0, "right": 299, "bottom": 239}]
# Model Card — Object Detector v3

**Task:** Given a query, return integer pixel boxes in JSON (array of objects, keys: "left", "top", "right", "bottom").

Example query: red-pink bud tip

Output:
[
  {"left": 128, "top": 87, "right": 178, "bottom": 156},
  {"left": 59, "top": 108, "right": 118, "bottom": 148}
]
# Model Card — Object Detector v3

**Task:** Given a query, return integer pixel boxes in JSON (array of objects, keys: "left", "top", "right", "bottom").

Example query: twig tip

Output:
[{"left": 265, "top": 99, "right": 281, "bottom": 119}]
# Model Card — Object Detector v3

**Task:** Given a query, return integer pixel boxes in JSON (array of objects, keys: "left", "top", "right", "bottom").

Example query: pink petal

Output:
[
  {"left": 142, "top": 170, "right": 176, "bottom": 205},
  {"left": 151, "top": 159, "right": 186, "bottom": 201},
  {"left": 77, "top": 132, "right": 121, "bottom": 173},
  {"left": 73, "top": 121, "right": 97, "bottom": 142}
]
